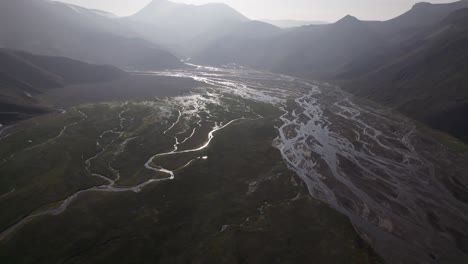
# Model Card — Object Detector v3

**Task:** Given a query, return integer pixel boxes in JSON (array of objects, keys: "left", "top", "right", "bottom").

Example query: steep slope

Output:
[
  {"left": 126, "top": 0, "right": 249, "bottom": 56},
  {"left": 348, "top": 8, "right": 468, "bottom": 142},
  {"left": 0, "top": 0, "right": 182, "bottom": 70},
  {"left": 338, "top": 0, "right": 468, "bottom": 80},
  {"left": 0, "top": 49, "right": 123, "bottom": 125},
  {"left": 366, "top": 0, "right": 468, "bottom": 43}
]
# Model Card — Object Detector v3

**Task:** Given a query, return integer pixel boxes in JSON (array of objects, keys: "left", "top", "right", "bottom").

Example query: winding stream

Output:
[{"left": 0, "top": 101, "right": 243, "bottom": 242}]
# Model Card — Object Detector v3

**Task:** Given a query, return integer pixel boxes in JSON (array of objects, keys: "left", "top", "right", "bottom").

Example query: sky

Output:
[{"left": 55, "top": 0, "right": 458, "bottom": 21}]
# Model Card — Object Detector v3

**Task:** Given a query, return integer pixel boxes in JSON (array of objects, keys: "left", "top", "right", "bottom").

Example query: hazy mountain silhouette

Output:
[
  {"left": 0, "top": 49, "right": 123, "bottom": 124},
  {"left": 126, "top": 0, "right": 249, "bottom": 56},
  {"left": 193, "top": 15, "right": 386, "bottom": 79},
  {"left": 0, "top": 0, "right": 182, "bottom": 70},
  {"left": 192, "top": 21, "right": 283, "bottom": 66},
  {"left": 131, "top": 0, "right": 248, "bottom": 25},
  {"left": 194, "top": 1, "right": 468, "bottom": 75},
  {"left": 271, "top": 15, "right": 387, "bottom": 78}
]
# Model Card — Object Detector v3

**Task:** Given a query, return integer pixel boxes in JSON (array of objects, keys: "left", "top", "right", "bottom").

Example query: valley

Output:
[
  {"left": 0, "top": 66, "right": 381, "bottom": 263},
  {"left": 1, "top": 0, "right": 468, "bottom": 263},
  {"left": 0, "top": 65, "right": 466, "bottom": 263}
]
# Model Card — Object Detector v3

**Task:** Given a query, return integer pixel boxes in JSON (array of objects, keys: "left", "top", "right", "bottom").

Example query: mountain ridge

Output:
[
  {"left": 0, "top": 0, "right": 182, "bottom": 70},
  {"left": 0, "top": 48, "right": 124, "bottom": 124}
]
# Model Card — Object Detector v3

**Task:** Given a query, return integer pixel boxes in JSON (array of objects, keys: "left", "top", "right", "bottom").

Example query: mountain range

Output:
[
  {"left": 189, "top": 0, "right": 468, "bottom": 142},
  {"left": 193, "top": 1, "right": 468, "bottom": 76},
  {"left": 0, "top": 0, "right": 467, "bottom": 142},
  {"left": 0, "top": 0, "right": 182, "bottom": 70}
]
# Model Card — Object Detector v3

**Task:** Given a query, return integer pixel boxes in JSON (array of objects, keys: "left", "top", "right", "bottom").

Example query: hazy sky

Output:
[{"left": 56, "top": 0, "right": 458, "bottom": 21}]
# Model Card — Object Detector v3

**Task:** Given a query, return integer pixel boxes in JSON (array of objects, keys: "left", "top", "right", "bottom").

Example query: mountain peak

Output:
[
  {"left": 132, "top": 0, "right": 248, "bottom": 23},
  {"left": 140, "top": 0, "right": 180, "bottom": 10},
  {"left": 335, "top": 15, "right": 361, "bottom": 25},
  {"left": 412, "top": 2, "right": 432, "bottom": 10}
]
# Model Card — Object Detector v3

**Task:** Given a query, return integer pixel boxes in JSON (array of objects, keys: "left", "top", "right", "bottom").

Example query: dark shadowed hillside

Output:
[
  {"left": 347, "top": 8, "right": 468, "bottom": 142},
  {"left": 333, "top": 0, "right": 468, "bottom": 79},
  {"left": 365, "top": 0, "right": 468, "bottom": 43},
  {"left": 0, "top": 0, "right": 182, "bottom": 70},
  {"left": 0, "top": 50, "right": 124, "bottom": 88},
  {"left": 0, "top": 49, "right": 123, "bottom": 124}
]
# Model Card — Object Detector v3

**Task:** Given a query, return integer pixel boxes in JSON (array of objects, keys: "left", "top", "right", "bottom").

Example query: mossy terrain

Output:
[
  {"left": 0, "top": 98, "right": 381, "bottom": 263},
  {"left": 417, "top": 123, "right": 468, "bottom": 155}
]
